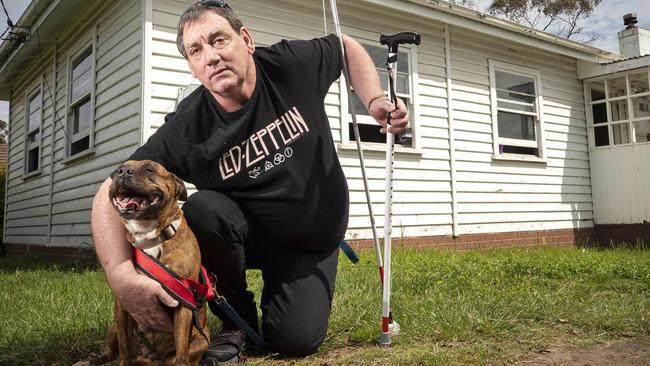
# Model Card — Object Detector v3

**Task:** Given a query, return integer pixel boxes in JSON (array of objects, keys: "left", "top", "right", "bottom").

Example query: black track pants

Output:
[{"left": 183, "top": 190, "right": 339, "bottom": 356}]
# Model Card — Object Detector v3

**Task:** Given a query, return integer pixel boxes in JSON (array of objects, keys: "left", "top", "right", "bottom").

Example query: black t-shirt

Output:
[{"left": 130, "top": 34, "right": 349, "bottom": 251}]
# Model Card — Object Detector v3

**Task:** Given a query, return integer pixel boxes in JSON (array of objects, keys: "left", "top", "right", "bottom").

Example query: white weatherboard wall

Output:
[
  {"left": 590, "top": 144, "right": 650, "bottom": 224},
  {"left": 148, "top": 0, "right": 593, "bottom": 242},
  {"left": 449, "top": 26, "right": 593, "bottom": 235},
  {"left": 4, "top": 0, "right": 143, "bottom": 247}
]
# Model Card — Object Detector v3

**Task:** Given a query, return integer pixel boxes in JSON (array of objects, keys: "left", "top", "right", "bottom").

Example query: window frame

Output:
[
  {"left": 66, "top": 39, "right": 96, "bottom": 159},
  {"left": 488, "top": 59, "right": 546, "bottom": 160},
  {"left": 24, "top": 82, "right": 43, "bottom": 175},
  {"left": 585, "top": 68, "right": 650, "bottom": 149},
  {"left": 340, "top": 41, "right": 419, "bottom": 149}
]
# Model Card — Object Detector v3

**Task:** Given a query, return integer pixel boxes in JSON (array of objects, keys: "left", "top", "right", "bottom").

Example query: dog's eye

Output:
[{"left": 143, "top": 166, "right": 154, "bottom": 173}]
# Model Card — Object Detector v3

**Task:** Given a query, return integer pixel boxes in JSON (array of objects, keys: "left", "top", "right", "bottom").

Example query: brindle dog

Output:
[{"left": 101, "top": 160, "right": 208, "bottom": 366}]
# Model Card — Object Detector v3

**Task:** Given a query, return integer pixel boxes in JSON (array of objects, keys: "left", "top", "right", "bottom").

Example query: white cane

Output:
[
  {"left": 327, "top": 0, "right": 385, "bottom": 286},
  {"left": 378, "top": 32, "right": 421, "bottom": 347}
]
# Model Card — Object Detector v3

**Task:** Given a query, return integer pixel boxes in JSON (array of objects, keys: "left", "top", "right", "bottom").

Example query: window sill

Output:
[
  {"left": 62, "top": 148, "right": 96, "bottom": 165},
  {"left": 22, "top": 169, "right": 43, "bottom": 181},
  {"left": 336, "top": 142, "right": 425, "bottom": 156},
  {"left": 491, "top": 153, "right": 548, "bottom": 164}
]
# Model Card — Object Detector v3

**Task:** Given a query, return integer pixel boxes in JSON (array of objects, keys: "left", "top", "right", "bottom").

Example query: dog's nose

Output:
[{"left": 115, "top": 168, "right": 134, "bottom": 177}]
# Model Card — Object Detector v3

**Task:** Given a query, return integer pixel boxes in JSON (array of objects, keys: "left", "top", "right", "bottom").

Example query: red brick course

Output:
[
  {"left": 346, "top": 228, "right": 594, "bottom": 251},
  {"left": 3, "top": 227, "right": 596, "bottom": 262}
]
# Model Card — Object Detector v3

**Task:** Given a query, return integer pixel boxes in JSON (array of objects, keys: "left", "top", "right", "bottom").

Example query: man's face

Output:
[{"left": 183, "top": 11, "right": 255, "bottom": 100}]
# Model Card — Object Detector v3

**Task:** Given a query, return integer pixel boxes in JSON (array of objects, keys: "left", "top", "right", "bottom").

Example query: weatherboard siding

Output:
[
  {"left": 590, "top": 144, "right": 650, "bottom": 225},
  {"left": 4, "top": 0, "right": 142, "bottom": 247},
  {"left": 4, "top": 0, "right": 595, "bottom": 249},
  {"left": 449, "top": 25, "right": 593, "bottom": 235}
]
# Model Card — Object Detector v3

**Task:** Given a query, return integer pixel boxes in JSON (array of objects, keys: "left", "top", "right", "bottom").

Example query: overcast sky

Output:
[{"left": 1, "top": 0, "right": 650, "bottom": 122}]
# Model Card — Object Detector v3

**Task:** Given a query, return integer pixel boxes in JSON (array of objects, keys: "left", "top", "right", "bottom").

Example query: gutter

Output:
[{"left": 363, "top": 0, "right": 621, "bottom": 63}]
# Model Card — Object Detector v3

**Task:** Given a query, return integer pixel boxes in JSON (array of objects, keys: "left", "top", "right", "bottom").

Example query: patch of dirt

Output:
[{"left": 517, "top": 338, "right": 650, "bottom": 366}]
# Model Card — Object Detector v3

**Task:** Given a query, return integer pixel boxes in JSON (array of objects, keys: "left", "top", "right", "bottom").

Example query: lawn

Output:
[{"left": 1, "top": 245, "right": 649, "bottom": 365}]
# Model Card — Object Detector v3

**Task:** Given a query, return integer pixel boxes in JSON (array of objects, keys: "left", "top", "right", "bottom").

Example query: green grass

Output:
[{"left": 1, "top": 246, "right": 649, "bottom": 365}]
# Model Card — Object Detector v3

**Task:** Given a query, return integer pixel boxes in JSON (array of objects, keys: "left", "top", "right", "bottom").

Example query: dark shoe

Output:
[{"left": 201, "top": 324, "right": 246, "bottom": 364}]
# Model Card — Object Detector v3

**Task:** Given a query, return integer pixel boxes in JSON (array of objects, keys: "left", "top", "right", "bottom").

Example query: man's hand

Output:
[
  {"left": 368, "top": 96, "right": 409, "bottom": 135},
  {"left": 113, "top": 271, "right": 178, "bottom": 332}
]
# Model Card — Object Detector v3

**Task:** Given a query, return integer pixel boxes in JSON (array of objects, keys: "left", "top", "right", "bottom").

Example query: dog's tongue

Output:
[{"left": 120, "top": 197, "right": 140, "bottom": 210}]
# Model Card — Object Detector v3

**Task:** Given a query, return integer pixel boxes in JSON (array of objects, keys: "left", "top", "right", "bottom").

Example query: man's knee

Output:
[
  {"left": 182, "top": 190, "right": 248, "bottom": 244},
  {"left": 263, "top": 323, "right": 325, "bottom": 356}
]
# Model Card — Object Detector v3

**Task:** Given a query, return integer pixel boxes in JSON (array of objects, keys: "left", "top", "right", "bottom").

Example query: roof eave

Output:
[{"left": 366, "top": 0, "right": 621, "bottom": 63}]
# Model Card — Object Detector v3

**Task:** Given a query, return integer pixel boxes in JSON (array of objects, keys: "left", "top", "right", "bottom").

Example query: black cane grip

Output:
[{"left": 380, "top": 32, "right": 421, "bottom": 52}]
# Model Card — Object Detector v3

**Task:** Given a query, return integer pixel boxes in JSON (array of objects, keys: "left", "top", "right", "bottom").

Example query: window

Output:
[
  {"left": 345, "top": 43, "right": 416, "bottom": 147},
  {"left": 587, "top": 70, "right": 650, "bottom": 146},
  {"left": 68, "top": 46, "right": 94, "bottom": 156},
  {"left": 489, "top": 60, "right": 545, "bottom": 158},
  {"left": 25, "top": 87, "right": 42, "bottom": 174}
]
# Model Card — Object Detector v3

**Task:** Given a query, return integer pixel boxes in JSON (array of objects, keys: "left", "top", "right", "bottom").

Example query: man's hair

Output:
[{"left": 176, "top": 3, "right": 244, "bottom": 59}]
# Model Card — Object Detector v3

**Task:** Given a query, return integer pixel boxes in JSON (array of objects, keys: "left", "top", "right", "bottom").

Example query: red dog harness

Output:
[
  {"left": 133, "top": 247, "right": 215, "bottom": 339},
  {"left": 133, "top": 246, "right": 271, "bottom": 349},
  {"left": 133, "top": 247, "right": 216, "bottom": 309}
]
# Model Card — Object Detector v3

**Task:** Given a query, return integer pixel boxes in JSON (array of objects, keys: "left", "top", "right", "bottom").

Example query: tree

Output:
[
  {"left": 448, "top": 0, "right": 477, "bottom": 8},
  {"left": 0, "top": 119, "right": 6, "bottom": 144},
  {"left": 488, "top": 0, "right": 602, "bottom": 43}
]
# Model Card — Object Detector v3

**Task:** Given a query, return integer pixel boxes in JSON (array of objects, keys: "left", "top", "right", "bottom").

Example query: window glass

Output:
[
  {"left": 609, "top": 100, "right": 629, "bottom": 121},
  {"left": 491, "top": 63, "right": 542, "bottom": 157},
  {"left": 73, "top": 97, "right": 92, "bottom": 134},
  {"left": 632, "top": 95, "right": 650, "bottom": 118},
  {"left": 590, "top": 80, "right": 605, "bottom": 101},
  {"left": 612, "top": 123, "right": 631, "bottom": 145},
  {"left": 27, "top": 148, "right": 39, "bottom": 173},
  {"left": 71, "top": 48, "right": 92, "bottom": 102},
  {"left": 349, "top": 43, "right": 412, "bottom": 147},
  {"left": 594, "top": 125, "right": 609, "bottom": 146},
  {"left": 495, "top": 71, "right": 535, "bottom": 95},
  {"left": 28, "top": 92, "right": 41, "bottom": 132},
  {"left": 497, "top": 111, "right": 535, "bottom": 140},
  {"left": 634, "top": 120, "right": 650, "bottom": 143},
  {"left": 630, "top": 72, "right": 649, "bottom": 94},
  {"left": 592, "top": 103, "right": 607, "bottom": 124},
  {"left": 71, "top": 136, "right": 90, "bottom": 156},
  {"left": 608, "top": 76, "right": 627, "bottom": 98}
]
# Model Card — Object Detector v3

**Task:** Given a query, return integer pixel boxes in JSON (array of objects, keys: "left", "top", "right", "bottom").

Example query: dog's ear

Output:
[{"left": 173, "top": 175, "right": 188, "bottom": 201}]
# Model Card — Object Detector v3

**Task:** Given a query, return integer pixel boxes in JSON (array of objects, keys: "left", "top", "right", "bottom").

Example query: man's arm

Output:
[
  {"left": 341, "top": 34, "right": 409, "bottom": 134},
  {"left": 92, "top": 177, "right": 178, "bottom": 331}
]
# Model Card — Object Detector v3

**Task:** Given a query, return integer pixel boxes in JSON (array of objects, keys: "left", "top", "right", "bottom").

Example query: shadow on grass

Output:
[{"left": 0, "top": 325, "right": 109, "bottom": 366}]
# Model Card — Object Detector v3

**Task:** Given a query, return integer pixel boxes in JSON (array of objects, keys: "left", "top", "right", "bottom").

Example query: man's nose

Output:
[{"left": 204, "top": 44, "right": 222, "bottom": 66}]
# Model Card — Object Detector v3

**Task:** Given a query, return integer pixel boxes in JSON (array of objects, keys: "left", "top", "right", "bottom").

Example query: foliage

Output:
[
  {"left": 0, "top": 119, "right": 6, "bottom": 144},
  {"left": 488, "top": 0, "right": 602, "bottom": 42},
  {"left": 0, "top": 170, "right": 4, "bottom": 241},
  {"left": 447, "top": 0, "right": 477, "bottom": 8}
]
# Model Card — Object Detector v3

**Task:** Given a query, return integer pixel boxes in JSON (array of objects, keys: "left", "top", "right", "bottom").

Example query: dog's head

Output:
[{"left": 109, "top": 160, "right": 187, "bottom": 221}]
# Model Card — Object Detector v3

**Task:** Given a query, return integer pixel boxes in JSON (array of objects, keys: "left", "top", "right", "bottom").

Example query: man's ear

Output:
[
  {"left": 240, "top": 27, "right": 255, "bottom": 54},
  {"left": 173, "top": 175, "right": 188, "bottom": 201}
]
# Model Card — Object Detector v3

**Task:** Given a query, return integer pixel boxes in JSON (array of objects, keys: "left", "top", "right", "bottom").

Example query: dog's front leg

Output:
[
  {"left": 114, "top": 300, "right": 132, "bottom": 366},
  {"left": 172, "top": 306, "right": 193, "bottom": 366}
]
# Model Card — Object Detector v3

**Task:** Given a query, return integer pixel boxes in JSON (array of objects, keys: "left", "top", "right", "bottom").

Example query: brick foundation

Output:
[
  {"left": 346, "top": 227, "right": 595, "bottom": 251},
  {"left": 3, "top": 243, "right": 98, "bottom": 263},
  {"left": 2, "top": 227, "right": 596, "bottom": 261}
]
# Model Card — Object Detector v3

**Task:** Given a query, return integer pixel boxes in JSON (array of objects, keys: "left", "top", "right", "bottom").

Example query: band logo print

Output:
[{"left": 218, "top": 107, "right": 309, "bottom": 180}]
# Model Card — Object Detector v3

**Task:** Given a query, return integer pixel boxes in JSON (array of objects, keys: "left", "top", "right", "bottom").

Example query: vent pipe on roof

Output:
[
  {"left": 618, "top": 13, "right": 650, "bottom": 58},
  {"left": 624, "top": 13, "right": 638, "bottom": 29}
]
